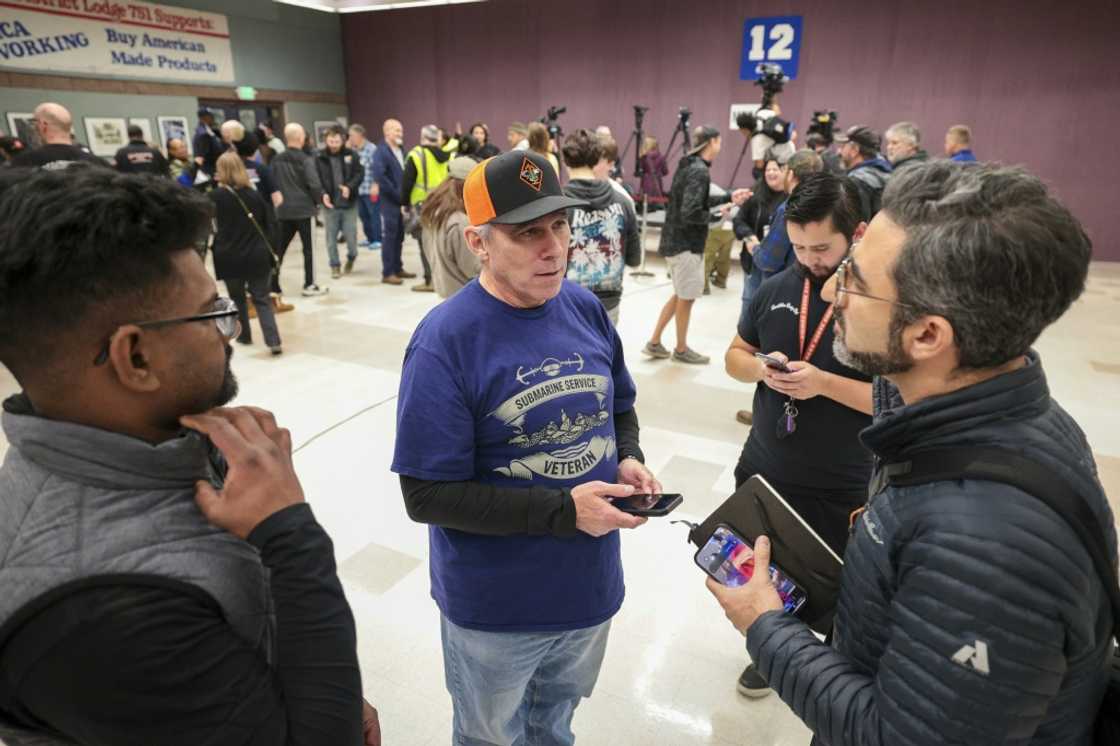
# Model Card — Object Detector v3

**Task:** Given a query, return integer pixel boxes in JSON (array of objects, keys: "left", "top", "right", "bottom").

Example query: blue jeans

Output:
[
  {"left": 324, "top": 205, "right": 358, "bottom": 268},
  {"left": 739, "top": 267, "right": 762, "bottom": 333},
  {"left": 441, "top": 616, "right": 611, "bottom": 746},
  {"left": 357, "top": 193, "right": 381, "bottom": 244}
]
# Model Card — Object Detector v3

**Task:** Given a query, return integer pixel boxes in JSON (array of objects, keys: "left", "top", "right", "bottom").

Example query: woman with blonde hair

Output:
[
  {"left": 419, "top": 156, "right": 481, "bottom": 298},
  {"left": 210, "top": 151, "right": 283, "bottom": 354},
  {"left": 527, "top": 121, "right": 560, "bottom": 176},
  {"left": 639, "top": 135, "right": 668, "bottom": 202}
]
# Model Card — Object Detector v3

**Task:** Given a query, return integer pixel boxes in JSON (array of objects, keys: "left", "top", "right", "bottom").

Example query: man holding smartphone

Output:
[
  {"left": 723, "top": 172, "right": 873, "bottom": 697},
  {"left": 392, "top": 150, "right": 661, "bottom": 746},
  {"left": 708, "top": 161, "right": 1112, "bottom": 746}
]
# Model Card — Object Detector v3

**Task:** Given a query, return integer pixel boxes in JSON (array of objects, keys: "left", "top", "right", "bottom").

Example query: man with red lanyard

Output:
[{"left": 722, "top": 171, "right": 874, "bottom": 698}]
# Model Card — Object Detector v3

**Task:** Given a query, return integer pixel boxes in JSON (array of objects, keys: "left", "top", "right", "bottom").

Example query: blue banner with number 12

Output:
[{"left": 740, "top": 15, "right": 803, "bottom": 81}]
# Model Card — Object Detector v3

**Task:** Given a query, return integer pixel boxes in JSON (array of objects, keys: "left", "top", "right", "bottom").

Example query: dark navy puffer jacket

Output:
[{"left": 747, "top": 352, "right": 1116, "bottom": 745}]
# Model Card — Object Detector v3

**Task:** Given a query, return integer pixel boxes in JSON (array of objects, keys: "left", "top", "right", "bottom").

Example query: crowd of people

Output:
[{"left": 0, "top": 92, "right": 1115, "bottom": 746}]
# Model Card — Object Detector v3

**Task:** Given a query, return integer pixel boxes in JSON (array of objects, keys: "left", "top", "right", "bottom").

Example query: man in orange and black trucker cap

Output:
[{"left": 392, "top": 150, "right": 664, "bottom": 745}]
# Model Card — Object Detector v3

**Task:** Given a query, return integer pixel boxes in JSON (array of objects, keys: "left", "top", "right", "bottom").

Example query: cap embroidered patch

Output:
[{"left": 519, "top": 157, "right": 544, "bottom": 192}]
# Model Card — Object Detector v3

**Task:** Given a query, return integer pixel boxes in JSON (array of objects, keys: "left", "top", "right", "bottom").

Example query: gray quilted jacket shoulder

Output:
[{"left": 748, "top": 353, "right": 1116, "bottom": 745}]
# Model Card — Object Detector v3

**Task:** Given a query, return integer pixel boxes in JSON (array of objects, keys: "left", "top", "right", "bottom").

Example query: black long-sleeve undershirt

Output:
[
  {"left": 0, "top": 504, "right": 363, "bottom": 746},
  {"left": 400, "top": 409, "right": 644, "bottom": 537}
]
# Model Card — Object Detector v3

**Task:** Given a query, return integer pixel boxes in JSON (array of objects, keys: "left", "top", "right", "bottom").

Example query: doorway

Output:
[{"left": 198, "top": 100, "right": 285, "bottom": 137}]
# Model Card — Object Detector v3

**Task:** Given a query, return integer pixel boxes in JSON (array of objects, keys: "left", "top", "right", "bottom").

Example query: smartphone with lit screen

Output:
[{"left": 694, "top": 524, "right": 808, "bottom": 614}]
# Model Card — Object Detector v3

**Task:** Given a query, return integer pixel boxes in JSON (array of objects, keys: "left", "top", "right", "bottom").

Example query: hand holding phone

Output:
[
  {"left": 754, "top": 351, "right": 791, "bottom": 374},
  {"left": 696, "top": 525, "right": 807, "bottom": 614},
  {"left": 571, "top": 481, "right": 647, "bottom": 537}
]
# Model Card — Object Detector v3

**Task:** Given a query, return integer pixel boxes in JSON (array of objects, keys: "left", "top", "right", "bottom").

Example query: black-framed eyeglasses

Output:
[
  {"left": 833, "top": 253, "right": 917, "bottom": 310},
  {"left": 94, "top": 297, "right": 241, "bottom": 366}
]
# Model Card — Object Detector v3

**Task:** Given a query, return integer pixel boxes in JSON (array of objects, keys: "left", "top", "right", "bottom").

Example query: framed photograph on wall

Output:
[
  {"left": 157, "top": 116, "right": 191, "bottom": 154},
  {"left": 5, "top": 112, "right": 38, "bottom": 147},
  {"left": 128, "top": 118, "right": 154, "bottom": 146},
  {"left": 238, "top": 108, "right": 257, "bottom": 131},
  {"left": 314, "top": 120, "right": 338, "bottom": 147},
  {"left": 84, "top": 117, "right": 128, "bottom": 157}
]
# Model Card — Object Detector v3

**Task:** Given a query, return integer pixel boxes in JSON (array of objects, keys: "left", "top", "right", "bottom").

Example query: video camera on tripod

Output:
[
  {"left": 754, "top": 62, "right": 789, "bottom": 110},
  {"left": 540, "top": 105, "right": 566, "bottom": 139},
  {"left": 662, "top": 106, "right": 693, "bottom": 164},
  {"left": 617, "top": 105, "right": 650, "bottom": 180},
  {"left": 807, "top": 110, "right": 839, "bottom": 144}
]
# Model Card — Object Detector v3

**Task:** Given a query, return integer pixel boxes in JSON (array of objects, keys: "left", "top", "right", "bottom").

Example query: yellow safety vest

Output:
[{"left": 407, "top": 145, "right": 451, "bottom": 206}]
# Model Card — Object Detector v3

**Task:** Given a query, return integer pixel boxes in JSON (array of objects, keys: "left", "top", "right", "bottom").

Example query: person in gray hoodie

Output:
[
  {"left": 0, "top": 167, "right": 380, "bottom": 745},
  {"left": 271, "top": 122, "right": 328, "bottom": 297},
  {"left": 561, "top": 128, "right": 642, "bottom": 323}
]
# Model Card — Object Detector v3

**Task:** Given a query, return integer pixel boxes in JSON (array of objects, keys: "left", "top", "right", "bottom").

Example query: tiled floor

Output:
[{"left": 1, "top": 231, "right": 1118, "bottom": 746}]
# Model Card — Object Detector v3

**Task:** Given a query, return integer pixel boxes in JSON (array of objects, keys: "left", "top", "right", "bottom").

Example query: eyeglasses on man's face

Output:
[
  {"left": 832, "top": 253, "right": 917, "bottom": 311},
  {"left": 94, "top": 297, "right": 241, "bottom": 366}
]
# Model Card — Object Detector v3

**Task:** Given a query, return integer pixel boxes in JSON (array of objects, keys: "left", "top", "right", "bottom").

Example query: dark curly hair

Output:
[{"left": 0, "top": 165, "right": 212, "bottom": 382}]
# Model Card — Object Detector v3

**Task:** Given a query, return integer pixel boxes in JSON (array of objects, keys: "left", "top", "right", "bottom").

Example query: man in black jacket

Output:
[
  {"left": 114, "top": 124, "right": 170, "bottom": 177},
  {"left": 317, "top": 127, "right": 364, "bottom": 278},
  {"left": 273, "top": 123, "right": 327, "bottom": 297},
  {"left": 884, "top": 121, "right": 929, "bottom": 174},
  {"left": 644, "top": 126, "right": 749, "bottom": 364},
  {"left": 707, "top": 161, "right": 1114, "bottom": 746},
  {"left": 192, "top": 107, "right": 224, "bottom": 177},
  {"left": 835, "top": 125, "right": 892, "bottom": 220},
  {"left": 0, "top": 166, "right": 380, "bottom": 745}
]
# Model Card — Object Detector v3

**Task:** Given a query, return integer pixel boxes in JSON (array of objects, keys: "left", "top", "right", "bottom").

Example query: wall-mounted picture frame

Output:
[
  {"left": 128, "top": 118, "right": 154, "bottom": 146},
  {"left": 84, "top": 117, "right": 128, "bottom": 157},
  {"left": 157, "top": 116, "right": 191, "bottom": 155},
  {"left": 238, "top": 108, "right": 257, "bottom": 131},
  {"left": 314, "top": 120, "right": 338, "bottom": 147},
  {"left": 5, "top": 112, "right": 38, "bottom": 148}
]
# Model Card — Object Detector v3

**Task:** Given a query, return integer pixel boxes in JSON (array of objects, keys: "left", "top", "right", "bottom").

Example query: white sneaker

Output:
[{"left": 301, "top": 284, "right": 329, "bottom": 297}]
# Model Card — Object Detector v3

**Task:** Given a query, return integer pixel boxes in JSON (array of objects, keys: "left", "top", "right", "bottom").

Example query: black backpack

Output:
[
  {"left": 760, "top": 115, "right": 792, "bottom": 145},
  {"left": 878, "top": 447, "right": 1120, "bottom": 743}
]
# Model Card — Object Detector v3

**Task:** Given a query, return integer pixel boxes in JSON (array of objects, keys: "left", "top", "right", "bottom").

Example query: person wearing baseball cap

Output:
[
  {"left": 392, "top": 149, "right": 663, "bottom": 745},
  {"left": 645, "top": 125, "right": 751, "bottom": 365},
  {"left": 835, "top": 125, "right": 893, "bottom": 219},
  {"left": 193, "top": 107, "right": 224, "bottom": 178}
]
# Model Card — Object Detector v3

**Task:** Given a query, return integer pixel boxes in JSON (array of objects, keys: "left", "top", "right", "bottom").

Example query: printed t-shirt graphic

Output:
[{"left": 391, "top": 279, "right": 638, "bottom": 632}]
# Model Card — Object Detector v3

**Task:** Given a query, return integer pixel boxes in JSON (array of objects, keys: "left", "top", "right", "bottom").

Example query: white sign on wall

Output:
[{"left": 0, "top": 0, "right": 235, "bottom": 83}]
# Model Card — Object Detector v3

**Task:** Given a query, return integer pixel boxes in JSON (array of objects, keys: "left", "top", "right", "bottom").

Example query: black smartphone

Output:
[
  {"left": 754, "top": 352, "right": 791, "bottom": 373},
  {"left": 613, "top": 493, "right": 683, "bottom": 517},
  {"left": 694, "top": 524, "right": 808, "bottom": 614}
]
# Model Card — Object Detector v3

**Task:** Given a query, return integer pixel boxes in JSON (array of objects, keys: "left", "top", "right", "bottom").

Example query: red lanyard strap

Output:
[{"left": 798, "top": 278, "right": 834, "bottom": 363}]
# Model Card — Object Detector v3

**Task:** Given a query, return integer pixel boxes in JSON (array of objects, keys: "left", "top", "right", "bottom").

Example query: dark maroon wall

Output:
[{"left": 343, "top": 0, "right": 1120, "bottom": 260}]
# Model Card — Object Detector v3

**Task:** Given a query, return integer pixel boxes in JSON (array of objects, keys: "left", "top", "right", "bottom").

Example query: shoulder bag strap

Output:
[
  {"left": 223, "top": 185, "right": 279, "bottom": 267},
  {"left": 884, "top": 447, "right": 1120, "bottom": 638}
]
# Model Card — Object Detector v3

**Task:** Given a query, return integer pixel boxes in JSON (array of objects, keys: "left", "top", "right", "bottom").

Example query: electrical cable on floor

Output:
[{"left": 293, "top": 394, "right": 399, "bottom": 454}]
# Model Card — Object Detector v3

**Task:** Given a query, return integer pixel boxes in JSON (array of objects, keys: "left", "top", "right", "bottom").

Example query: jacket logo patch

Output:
[
  {"left": 520, "top": 157, "right": 544, "bottom": 192},
  {"left": 952, "top": 640, "right": 990, "bottom": 675},
  {"left": 770, "top": 302, "right": 799, "bottom": 316}
]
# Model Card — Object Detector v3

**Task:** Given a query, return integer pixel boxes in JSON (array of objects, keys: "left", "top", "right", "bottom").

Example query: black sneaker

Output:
[{"left": 736, "top": 663, "right": 771, "bottom": 698}]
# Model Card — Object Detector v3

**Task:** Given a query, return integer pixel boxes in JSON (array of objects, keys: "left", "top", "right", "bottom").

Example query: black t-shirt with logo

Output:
[
  {"left": 738, "top": 264, "right": 874, "bottom": 497},
  {"left": 8, "top": 144, "right": 107, "bottom": 171}
]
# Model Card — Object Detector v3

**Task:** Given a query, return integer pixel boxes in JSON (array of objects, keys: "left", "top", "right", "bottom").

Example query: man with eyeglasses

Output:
[
  {"left": 722, "top": 171, "right": 873, "bottom": 698},
  {"left": 0, "top": 167, "right": 380, "bottom": 745},
  {"left": 8, "top": 102, "right": 105, "bottom": 171},
  {"left": 707, "top": 161, "right": 1112, "bottom": 746}
]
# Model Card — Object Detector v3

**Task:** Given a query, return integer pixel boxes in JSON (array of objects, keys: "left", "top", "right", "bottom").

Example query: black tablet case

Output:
[{"left": 689, "top": 475, "right": 844, "bottom": 634}]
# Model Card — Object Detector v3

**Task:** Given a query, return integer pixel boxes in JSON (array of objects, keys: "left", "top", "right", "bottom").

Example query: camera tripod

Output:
[
  {"left": 617, "top": 105, "right": 659, "bottom": 278},
  {"left": 617, "top": 104, "right": 648, "bottom": 182},
  {"left": 662, "top": 107, "right": 692, "bottom": 165}
]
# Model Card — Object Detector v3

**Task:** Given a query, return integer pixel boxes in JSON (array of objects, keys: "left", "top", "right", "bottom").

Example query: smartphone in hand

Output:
[
  {"left": 613, "top": 493, "right": 683, "bottom": 517},
  {"left": 754, "top": 352, "right": 791, "bottom": 374}
]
